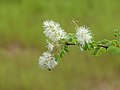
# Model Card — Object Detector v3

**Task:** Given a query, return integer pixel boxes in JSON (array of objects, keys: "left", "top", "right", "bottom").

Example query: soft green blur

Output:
[{"left": 0, "top": 0, "right": 120, "bottom": 90}]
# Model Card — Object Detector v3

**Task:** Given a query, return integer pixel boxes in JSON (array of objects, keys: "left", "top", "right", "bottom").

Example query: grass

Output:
[{"left": 0, "top": 0, "right": 120, "bottom": 90}]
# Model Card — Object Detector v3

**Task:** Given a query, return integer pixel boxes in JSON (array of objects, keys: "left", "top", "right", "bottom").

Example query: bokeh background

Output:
[{"left": 0, "top": 0, "right": 120, "bottom": 90}]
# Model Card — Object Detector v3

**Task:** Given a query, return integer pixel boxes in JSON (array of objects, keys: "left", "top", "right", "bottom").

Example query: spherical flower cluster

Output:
[
  {"left": 39, "top": 51, "right": 58, "bottom": 70},
  {"left": 43, "top": 20, "right": 67, "bottom": 42},
  {"left": 76, "top": 26, "right": 92, "bottom": 46}
]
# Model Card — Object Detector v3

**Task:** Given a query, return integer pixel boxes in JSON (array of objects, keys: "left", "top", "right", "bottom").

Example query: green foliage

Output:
[
  {"left": 56, "top": 45, "right": 69, "bottom": 62},
  {"left": 91, "top": 39, "right": 120, "bottom": 56},
  {"left": 92, "top": 47, "right": 107, "bottom": 56},
  {"left": 114, "top": 29, "right": 120, "bottom": 38},
  {"left": 55, "top": 35, "right": 120, "bottom": 61},
  {"left": 65, "top": 34, "right": 78, "bottom": 44},
  {"left": 82, "top": 43, "right": 94, "bottom": 51}
]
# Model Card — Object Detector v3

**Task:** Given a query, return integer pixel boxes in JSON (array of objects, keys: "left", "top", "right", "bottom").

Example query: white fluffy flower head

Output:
[
  {"left": 39, "top": 51, "right": 58, "bottom": 70},
  {"left": 43, "top": 20, "right": 67, "bottom": 42},
  {"left": 76, "top": 26, "right": 92, "bottom": 46}
]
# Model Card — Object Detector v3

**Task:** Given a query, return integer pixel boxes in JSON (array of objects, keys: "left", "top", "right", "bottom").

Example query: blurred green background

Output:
[{"left": 0, "top": 0, "right": 120, "bottom": 90}]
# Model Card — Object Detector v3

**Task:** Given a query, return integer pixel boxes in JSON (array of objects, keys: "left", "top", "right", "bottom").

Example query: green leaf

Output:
[
  {"left": 92, "top": 47, "right": 100, "bottom": 55},
  {"left": 83, "top": 44, "right": 88, "bottom": 50},
  {"left": 60, "top": 50, "right": 65, "bottom": 58},
  {"left": 82, "top": 43, "right": 94, "bottom": 51},
  {"left": 64, "top": 46, "right": 69, "bottom": 52},
  {"left": 65, "top": 34, "right": 78, "bottom": 44},
  {"left": 114, "top": 29, "right": 120, "bottom": 37}
]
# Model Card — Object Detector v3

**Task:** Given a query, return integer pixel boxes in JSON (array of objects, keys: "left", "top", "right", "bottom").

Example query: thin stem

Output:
[
  {"left": 65, "top": 42, "right": 76, "bottom": 46},
  {"left": 97, "top": 44, "right": 108, "bottom": 49},
  {"left": 72, "top": 20, "right": 79, "bottom": 28},
  {"left": 62, "top": 42, "right": 120, "bottom": 49},
  {"left": 65, "top": 42, "right": 109, "bottom": 49}
]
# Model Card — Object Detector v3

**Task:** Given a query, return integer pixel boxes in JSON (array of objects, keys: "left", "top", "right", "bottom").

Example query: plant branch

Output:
[
  {"left": 97, "top": 44, "right": 108, "bottom": 49},
  {"left": 65, "top": 42, "right": 76, "bottom": 46},
  {"left": 65, "top": 42, "right": 109, "bottom": 49},
  {"left": 64, "top": 42, "right": 120, "bottom": 50}
]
